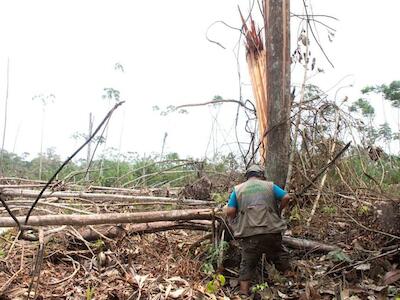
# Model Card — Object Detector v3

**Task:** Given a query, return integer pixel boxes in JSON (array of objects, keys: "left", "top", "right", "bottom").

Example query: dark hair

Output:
[{"left": 245, "top": 171, "right": 264, "bottom": 180}]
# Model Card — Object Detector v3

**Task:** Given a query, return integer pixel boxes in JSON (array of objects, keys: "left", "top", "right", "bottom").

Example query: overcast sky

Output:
[{"left": 0, "top": 0, "right": 399, "bottom": 161}]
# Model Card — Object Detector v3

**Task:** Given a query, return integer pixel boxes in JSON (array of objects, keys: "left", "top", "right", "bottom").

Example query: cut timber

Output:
[
  {"left": 283, "top": 236, "right": 340, "bottom": 253},
  {"left": 222, "top": 221, "right": 339, "bottom": 253},
  {"left": 0, "top": 208, "right": 214, "bottom": 227},
  {"left": 80, "top": 221, "right": 212, "bottom": 241},
  {"left": 0, "top": 188, "right": 210, "bottom": 206},
  {"left": 79, "top": 222, "right": 339, "bottom": 253}
]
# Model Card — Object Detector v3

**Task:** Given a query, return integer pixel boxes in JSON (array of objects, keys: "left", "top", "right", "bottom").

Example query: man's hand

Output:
[
  {"left": 226, "top": 206, "right": 237, "bottom": 219},
  {"left": 222, "top": 204, "right": 228, "bottom": 215},
  {"left": 280, "top": 194, "right": 291, "bottom": 212}
]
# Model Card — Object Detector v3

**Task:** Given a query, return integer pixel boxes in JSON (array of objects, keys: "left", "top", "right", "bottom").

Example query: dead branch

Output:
[
  {"left": 1, "top": 188, "right": 211, "bottom": 206},
  {"left": 322, "top": 246, "right": 400, "bottom": 277},
  {"left": 297, "top": 141, "right": 351, "bottom": 196},
  {"left": 0, "top": 208, "right": 215, "bottom": 227},
  {"left": 174, "top": 99, "right": 255, "bottom": 113},
  {"left": 283, "top": 236, "right": 340, "bottom": 253},
  {"left": 24, "top": 101, "right": 125, "bottom": 226},
  {"left": 307, "top": 107, "right": 341, "bottom": 226},
  {"left": 80, "top": 221, "right": 212, "bottom": 241}
]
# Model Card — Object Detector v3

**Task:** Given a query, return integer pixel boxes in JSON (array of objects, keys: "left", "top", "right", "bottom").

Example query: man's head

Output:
[{"left": 245, "top": 164, "right": 264, "bottom": 179}]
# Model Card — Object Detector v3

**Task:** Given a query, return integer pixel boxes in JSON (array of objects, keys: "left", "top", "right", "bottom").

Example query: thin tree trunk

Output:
[
  {"left": 39, "top": 106, "right": 45, "bottom": 180},
  {"left": 285, "top": 26, "right": 309, "bottom": 190},
  {"left": 86, "top": 113, "right": 93, "bottom": 181},
  {"left": 160, "top": 132, "right": 168, "bottom": 159},
  {"left": 0, "top": 58, "right": 10, "bottom": 171},
  {"left": 398, "top": 108, "right": 400, "bottom": 156},
  {"left": 307, "top": 108, "right": 340, "bottom": 226}
]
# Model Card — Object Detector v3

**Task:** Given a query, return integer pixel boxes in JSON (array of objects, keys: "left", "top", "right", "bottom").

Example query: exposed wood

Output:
[
  {"left": 0, "top": 184, "right": 46, "bottom": 189},
  {"left": 0, "top": 177, "right": 47, "bottom": 184},
  {"left": 80, "top": 221, "right": 212, "bottom": 241},
  {"left": 283, "top": 236, "right": 340, "bottom": 253},
  {"left": 78, "top": 222, "right": 339, "bottom": 254},
  {"left": 0, "top": 188, "right": 211, "bottom": 206},
  {"left": 240, "top": 9, "right": 268, "bottom": 162},
  {"left": 0, "top": 208, "right": 214, "bottom": 227}
]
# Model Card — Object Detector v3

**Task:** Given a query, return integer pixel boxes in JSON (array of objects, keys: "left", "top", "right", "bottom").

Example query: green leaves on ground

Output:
[
  {"left": 206, "top": 274, "right": 226, "bottom": 294},
  {"left": 327, "top": 249, "right": 351, "bottom": 263}
]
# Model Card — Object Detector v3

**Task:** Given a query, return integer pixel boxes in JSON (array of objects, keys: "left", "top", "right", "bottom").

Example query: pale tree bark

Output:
[
  {"left": 39, "top": 106, "right": 45, "bottom": 180},
  {"left": 0, "top": 208, "right": 214, "bottom": 227},
  {"left": 0, "top": 188, "right": 212, "bottom": 206},
  {"left": 86, "top": 112, "right": 93, "bottom": 181},
  {"left": 264, "top": 0, "right": 291, "bottom": 187},
  {"left": 0, "top": 58, "right": 10, "bottom": 171}
]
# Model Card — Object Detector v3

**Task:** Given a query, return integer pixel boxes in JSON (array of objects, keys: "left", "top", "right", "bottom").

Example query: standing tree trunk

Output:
[
  {"left": 0, "top": 58, "right": 10, "bottom": 173},
  {"left": 264, "top": 0, "right": 291, "bottom": 187},
  {"left": 86, "top": 112, "right": 93, "bottom": 181},
  {"left": 39, "top": 106, "right": 45, "bottom": 180}
]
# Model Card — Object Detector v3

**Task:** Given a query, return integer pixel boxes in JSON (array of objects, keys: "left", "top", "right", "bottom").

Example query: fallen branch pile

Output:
[{"left": 1, "top": 176, "right": 399, "bottom": 299}]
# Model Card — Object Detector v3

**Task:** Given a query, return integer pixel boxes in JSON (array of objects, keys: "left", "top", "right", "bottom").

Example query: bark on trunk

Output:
[
  {"left": 0, "top": 188, "right": 210, "bottom": 206},
  {"left": 0, "top": 208, "right": 214, "bottom": 227},
  {"left": 264, "top": 0, "right": 291, "bottom": 187},
  {"left": 283, "top": 236, "right": 340, "bottom": 253},
  {"left": 80, "top": 221, "right": 212, "bottom": 241},
  {"left": 79, "top": 223, "right": 339, "bottom": 253}
]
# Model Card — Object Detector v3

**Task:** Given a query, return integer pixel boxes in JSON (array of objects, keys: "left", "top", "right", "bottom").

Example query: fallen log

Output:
[
  {"left": 283, "top": 236, "right": 340, "bottom": 253},
  {"left": 0, "top": 184, "right": 46, "bottom": 189},
  {"left": 0, "top": 208, "right": 214, "bottom": 227},
  {"left": 0, "top": 188, "right": 211, "bottom": 206},
  {"left": 220, "top": 218, "right": 340, "bottom": 253},
  {"left": 80, "top": 221, "right": 212, "bottom": 241},
  {"left": 76, "top": 221, "right": 339, "bottom": 253},
  {"left": 82, "top": 185, "right": 180, "bottom": 196}
]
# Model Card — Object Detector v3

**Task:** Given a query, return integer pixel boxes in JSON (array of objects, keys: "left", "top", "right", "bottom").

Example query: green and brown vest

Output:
[{"left": 229, "top": 178, "right": 287, "bottom": 238}]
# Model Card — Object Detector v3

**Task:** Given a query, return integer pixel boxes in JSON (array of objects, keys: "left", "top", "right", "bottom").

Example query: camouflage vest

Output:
[{"left": 229, "top": 178, "right": 287, "bottom": 238}]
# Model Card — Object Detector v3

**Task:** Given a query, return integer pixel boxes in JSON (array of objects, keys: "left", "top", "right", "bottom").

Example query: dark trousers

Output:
[{"left": 239, "top": 233, "right": 290, "bottom": 281}]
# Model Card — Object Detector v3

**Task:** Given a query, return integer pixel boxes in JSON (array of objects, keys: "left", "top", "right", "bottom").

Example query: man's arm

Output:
[
  {"left": 225, "top": 190, "right": 238, "bottom": 219},
  {"left": 279, "top": 193, "right": 291, "bottom": 212},
  {"left": 273, "top": 184, "right": 291, "bottom": 212},
  {"left": 226, "top": 206, "right": 237, "bottom": 219}
]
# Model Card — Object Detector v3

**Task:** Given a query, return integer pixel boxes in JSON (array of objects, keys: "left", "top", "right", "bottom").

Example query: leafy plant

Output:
[
  {"left": 202, "top": 262, "right": 215, "bottom": 275},
  {"left": 86, "top": 286, "right": 95, "bottom": 300},
  {"left": 322, "top": 205, "right": 336, "bottom": 215},
  {"left": 358, "top": 205, "right": 370, "bottom": 216},
  {"left": 206, "top": 274, "right": 226, "bottom": 294},
  {"left": 327, "top": 250, "right": 351, "bottom": 263},
  {"left": 251, "top": 282, "right": 269, "bottom": 293},
  {"left": 349, "top": 98, "right": 375, "bottom": 118},
  {"left": 289, "top": 205, "right": 302, "bottom": 221},
  {"left": 92, "top": 239, "right": 105, "bottom": 251},
  {"left": 212, "top": 192, "right": 229, "bottom": 205},
  {"left": 202, "top": 241, "right": 229, "bottom": 276}
]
